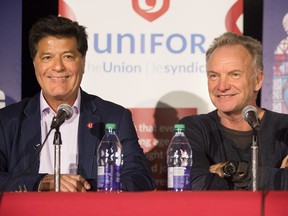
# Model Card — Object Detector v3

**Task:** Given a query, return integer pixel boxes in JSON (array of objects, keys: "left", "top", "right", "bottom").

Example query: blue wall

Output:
[{"left": 0, "top": 0, "right": 22, "bottom": 106}]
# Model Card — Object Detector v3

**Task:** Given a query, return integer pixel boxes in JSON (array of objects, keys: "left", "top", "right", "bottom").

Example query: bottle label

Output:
[
  {"left": 167, "top": 166, "right": 191, "bottom": 191},
  {"left": 97, "top": 165, "right": 121, "bottom": 191}
]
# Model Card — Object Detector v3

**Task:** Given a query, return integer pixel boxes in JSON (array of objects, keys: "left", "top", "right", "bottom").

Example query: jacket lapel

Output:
[
  {"left": 78, "top": 91, "right": 102, "bottom": 179},
  {"left": 20, "top": 94, "right": 41, "bottom": 172}
]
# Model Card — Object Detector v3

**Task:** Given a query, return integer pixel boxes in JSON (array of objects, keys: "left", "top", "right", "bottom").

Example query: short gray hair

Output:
[{"left": 206, "top": 32, "right": 263, "bottom": 74}]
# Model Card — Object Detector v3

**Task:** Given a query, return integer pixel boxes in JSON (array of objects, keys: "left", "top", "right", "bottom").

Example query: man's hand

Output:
[
  {"left": 38, "top": 174, "right": 91, "bottom": 192},
  {"left": 210, "top": 161, "right": 251, "bottom": 189},
  {"left": 280, "top": 155, "right": 288, "bottom": 169},
  {"left": 209, "top": 162, "right": 226, "bottom": 177}
]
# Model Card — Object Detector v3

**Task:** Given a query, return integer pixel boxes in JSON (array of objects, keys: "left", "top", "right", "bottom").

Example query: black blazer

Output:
[{"left": 0, "top": 89, "right": 155, "bottom": 191}]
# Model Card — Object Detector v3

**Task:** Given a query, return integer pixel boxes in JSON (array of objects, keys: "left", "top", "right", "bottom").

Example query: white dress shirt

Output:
[{"left": 38, "top": 90, "right": 80, "bottom": 174}]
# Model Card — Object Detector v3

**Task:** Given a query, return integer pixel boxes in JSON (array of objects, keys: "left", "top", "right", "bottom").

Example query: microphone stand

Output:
[
  {"left": 53, "top": 126, "right": 62, "bottom": 192},
  {"left": 251, "top": 131, "right": 259, "bottom": 191}
]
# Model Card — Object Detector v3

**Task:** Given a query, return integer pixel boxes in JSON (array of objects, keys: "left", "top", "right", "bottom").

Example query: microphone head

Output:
[
  {"left": 241, "top": 105, "right": 258, "bottom": 121},
  {"left": 50, "top": 104, "right": 74, "bottom": 129},
  {"left": 57, "top": 104, "right": 73, "bottom": 120}
]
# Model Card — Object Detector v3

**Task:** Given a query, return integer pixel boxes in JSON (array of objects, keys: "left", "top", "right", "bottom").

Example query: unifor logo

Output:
[{"left": 132, "top": 0, "right": 170, "bottom": 22}]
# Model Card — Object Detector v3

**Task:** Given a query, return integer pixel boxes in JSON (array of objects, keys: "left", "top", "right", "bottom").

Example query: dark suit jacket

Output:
[{"left": 0, "top": 90, "right": 155, "bottom": 191}]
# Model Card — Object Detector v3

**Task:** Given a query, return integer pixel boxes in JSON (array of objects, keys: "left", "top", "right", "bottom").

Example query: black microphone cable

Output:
[{"left": 260, "top": 137, "right": 269, "bottom": 216}]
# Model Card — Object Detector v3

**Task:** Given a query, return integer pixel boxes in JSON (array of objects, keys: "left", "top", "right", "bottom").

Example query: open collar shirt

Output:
[{"left": 39, "top": 90, "right": 80, "bottom": 174}]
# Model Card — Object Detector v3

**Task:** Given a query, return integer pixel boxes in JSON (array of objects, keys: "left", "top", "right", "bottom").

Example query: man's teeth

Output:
[{"left": 49, "top": 76, "right": 68, "bottom": 79}]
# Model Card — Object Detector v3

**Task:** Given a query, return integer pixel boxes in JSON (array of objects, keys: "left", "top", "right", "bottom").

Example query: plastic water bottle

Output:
[
  {"left": 97, "top": 123, "right": 122, "bottom": 191},
  {"left": 167, "top": 124, "right": 192, "bottom": 191}
]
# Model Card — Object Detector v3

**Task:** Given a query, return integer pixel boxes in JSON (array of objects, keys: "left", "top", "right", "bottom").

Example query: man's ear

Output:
[{"left": 255, "top": 71, "right": 264, "bottom": 92}]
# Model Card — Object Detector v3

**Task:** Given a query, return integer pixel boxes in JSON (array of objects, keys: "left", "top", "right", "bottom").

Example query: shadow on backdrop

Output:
[{"left": 131, "top": 90, "right": 209, "bottom": 190}]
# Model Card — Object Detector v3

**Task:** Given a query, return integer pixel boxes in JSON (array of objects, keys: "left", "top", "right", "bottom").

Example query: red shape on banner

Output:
[
  {"left": 58, "top": 0, "right": 77, "bottom": 21},
  {"left": 132, "top": 0, "right": 170, "bottom": 22},
  {"left": 225, "top": 0, "right": 243, "bottom": 34}
]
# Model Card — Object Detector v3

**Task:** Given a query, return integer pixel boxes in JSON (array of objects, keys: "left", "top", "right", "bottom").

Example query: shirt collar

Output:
[{"left": 40, "top": 89, "right": 81, "bottom": 118}]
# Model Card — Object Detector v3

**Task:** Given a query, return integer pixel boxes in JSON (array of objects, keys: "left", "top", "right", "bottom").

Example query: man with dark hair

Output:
[{"left": 0, "top": 15, "right": 155, "bottom": 192}]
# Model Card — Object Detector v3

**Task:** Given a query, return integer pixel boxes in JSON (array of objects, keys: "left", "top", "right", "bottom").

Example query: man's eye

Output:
[
  {"left": 209, "top": 74, "right": 218, "bottom": 80},
  {"left": 231, "top": 73, "right": 240, "bottom": 78},
  {"left": 64, "top": 55, "right": 74, "bottom": 60},
  {"left": 41, "top": 56, "right": 51, "bottom": 60}
]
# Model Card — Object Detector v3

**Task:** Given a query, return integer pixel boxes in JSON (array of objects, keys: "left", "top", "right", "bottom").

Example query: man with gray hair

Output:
[{"left": 179, "top": 32, "right": 288, "bottom": 190}]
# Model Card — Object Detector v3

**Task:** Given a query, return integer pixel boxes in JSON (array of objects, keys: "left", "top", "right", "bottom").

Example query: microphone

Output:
[
  {"left": 241, "top": 105, "right": 261, "bottom": 132},
  {"left": 50, "top": 104, "right": 73, "bottom": 129}
]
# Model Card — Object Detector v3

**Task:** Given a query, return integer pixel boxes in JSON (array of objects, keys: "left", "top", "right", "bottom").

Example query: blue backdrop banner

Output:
[{"left": 0, "top": 0, "right": 22, "bottom": 108}]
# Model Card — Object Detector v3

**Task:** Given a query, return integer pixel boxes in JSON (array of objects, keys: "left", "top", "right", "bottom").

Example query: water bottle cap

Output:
[
  {"left": 105, "top": 123, "right": 116, "bottom": 130},
  {"left": 174, "top": 124, "right": 185, "bottom": 132}
]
